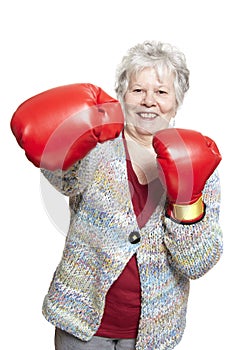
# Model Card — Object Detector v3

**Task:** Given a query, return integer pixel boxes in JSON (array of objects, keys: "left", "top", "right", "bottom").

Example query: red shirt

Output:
[{"left": 95, "top": 141, "right": 164, "bottom": 338}]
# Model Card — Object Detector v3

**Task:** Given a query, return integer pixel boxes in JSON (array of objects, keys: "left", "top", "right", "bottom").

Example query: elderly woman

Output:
[{"left": 11, "top": 41, "right": 223, "bottom": 350}]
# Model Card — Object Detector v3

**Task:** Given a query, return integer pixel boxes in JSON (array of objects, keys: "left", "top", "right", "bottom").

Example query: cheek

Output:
[
  {"left": 159, "top": 98, "right": 177, "bottom": 116},
  {"left": 124, "top": 91, "right": 132, "bottom": 103},
  {"left": 124, "top": 93, "right": 138, "bottom": 107},
  {"left": 122, "top": 103, "right": 134, "bottom": 123},
  {"left": 123, "top": 96, "right": 138, "bottom": 117}
]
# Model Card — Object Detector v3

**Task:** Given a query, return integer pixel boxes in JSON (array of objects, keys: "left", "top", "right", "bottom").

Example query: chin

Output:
[{"left": 137, "top": 122, "right": 169, "bottom": 136}]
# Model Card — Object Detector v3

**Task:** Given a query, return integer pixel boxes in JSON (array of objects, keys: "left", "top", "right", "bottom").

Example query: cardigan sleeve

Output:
[
  {"left": 40, "top": 145, "right": 100, "bottom": 196},
  {"left": 41, "top": 162, "right": 82, "bottom": 196},
  {"left": 40, "top": 139, "right": 105, "bottom": 196},
  {"left": 163, "top": 170, "right": 223, "bottom": 280}
]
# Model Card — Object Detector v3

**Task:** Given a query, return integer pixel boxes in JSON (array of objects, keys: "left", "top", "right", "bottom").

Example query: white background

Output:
[{"left": 1, "top": 0, "right": 232, "bottom": 349}]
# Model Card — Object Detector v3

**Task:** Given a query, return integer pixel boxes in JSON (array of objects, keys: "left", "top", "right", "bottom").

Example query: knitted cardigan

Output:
[{"left": 41, "top": 133, "right": 223, "bottom": 350}]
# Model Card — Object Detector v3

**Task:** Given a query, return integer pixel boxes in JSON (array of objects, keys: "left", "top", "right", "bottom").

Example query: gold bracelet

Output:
[{"left": 172, "top": 196, "right": 204, "bottom": 222}]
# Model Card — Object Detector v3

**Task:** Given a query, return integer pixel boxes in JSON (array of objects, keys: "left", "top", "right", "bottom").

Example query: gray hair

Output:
[{"left": 115, "top": 41, "right": 190, "bottom": 107}]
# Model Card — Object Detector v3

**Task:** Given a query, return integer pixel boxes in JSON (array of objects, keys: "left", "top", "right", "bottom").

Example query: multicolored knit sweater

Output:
[{"left": 41, "top": 133, "right": 223, "bottom": 350}]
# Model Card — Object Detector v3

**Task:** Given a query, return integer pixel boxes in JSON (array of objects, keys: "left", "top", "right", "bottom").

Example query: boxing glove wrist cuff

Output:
[{"left": 172, "top": 196, "right": 204, "bottom": 223}]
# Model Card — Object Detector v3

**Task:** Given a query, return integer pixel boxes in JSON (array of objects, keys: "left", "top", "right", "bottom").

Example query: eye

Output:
[
  {"left": 158, "top": 90, "right": 167, "bottom": 95},
  {"left": 132, "top": 88, "right": 143, "bottom": 93}
]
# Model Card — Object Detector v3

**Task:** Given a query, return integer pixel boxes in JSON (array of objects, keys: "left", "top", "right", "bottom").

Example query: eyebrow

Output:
[{"left": 129, "top": 82, "right": 170, "bottom": 89}]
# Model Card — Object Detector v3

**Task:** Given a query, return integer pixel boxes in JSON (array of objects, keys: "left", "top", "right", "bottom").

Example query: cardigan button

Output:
[{"left": 128, "top": 231, "right": 141, "bottom": 244}]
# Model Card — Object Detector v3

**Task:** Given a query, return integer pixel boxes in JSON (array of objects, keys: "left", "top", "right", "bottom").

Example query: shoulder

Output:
[{"left": 87, "top": 132, "right": 125, "bottom": 160}]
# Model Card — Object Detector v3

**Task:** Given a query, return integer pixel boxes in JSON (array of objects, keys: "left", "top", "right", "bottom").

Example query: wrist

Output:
[{"left": 168, "top": 196, "right": 205, "bottom": 224}]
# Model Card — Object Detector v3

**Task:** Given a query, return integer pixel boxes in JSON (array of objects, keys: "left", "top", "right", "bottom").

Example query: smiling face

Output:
[{"left": 124, "top": 67, "right": 178, "bottom": 145}]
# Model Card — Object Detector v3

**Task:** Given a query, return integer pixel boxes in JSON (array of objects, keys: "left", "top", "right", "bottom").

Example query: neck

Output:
[
  {"left": 124, "top": 127, "right": 153, "bottom": 150},
  {"left": 123, "top": 128, "right": 158, "bottom": 184}
]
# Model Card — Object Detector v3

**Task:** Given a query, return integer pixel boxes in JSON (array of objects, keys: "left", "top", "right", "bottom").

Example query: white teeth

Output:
[{"left": 138, "top": 112, "right": 158, "bottom": 119}]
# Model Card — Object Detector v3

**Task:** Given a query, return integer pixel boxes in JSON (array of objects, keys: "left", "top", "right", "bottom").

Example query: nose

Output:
[{"left": 141, "top": 91, "right": 157, "bottom": 107}]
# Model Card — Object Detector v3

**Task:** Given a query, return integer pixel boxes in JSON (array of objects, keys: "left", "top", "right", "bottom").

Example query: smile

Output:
[{"left": 137, "top": 112, "right": 159, "bottom": 119}]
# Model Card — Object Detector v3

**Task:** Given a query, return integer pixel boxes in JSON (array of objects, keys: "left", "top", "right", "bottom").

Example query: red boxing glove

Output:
[
  {"left": 153, "top": 128, "right": 222, "bottom": 223},
  {"left": 11, "top": 83, "right": 124, "bottom": 170}
]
